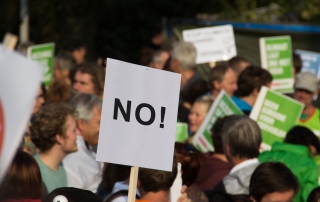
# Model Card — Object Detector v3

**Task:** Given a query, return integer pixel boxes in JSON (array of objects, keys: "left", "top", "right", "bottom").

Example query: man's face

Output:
[
  {"left": 294, "top": 89, "right": 314, "bottom": 107},
  {"left": 79, "top": 106, "right": 101, "bottom": 146},
  {"left": 73, "top": 71, "right": 95, "bottom": 95},
  {"left": 73, "top": 47, "right": 86, "bottom": 64},
  {"left": 215, "top": 68, "right": 238, "bottom": 97},
  {"left": 61, "top": 115, "right": 78, "bottom": 154}
]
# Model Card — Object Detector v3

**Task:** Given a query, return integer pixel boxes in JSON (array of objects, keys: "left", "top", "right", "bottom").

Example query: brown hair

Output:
[
  {"left": 228, "top": 56, "right": 250, "bottom": 75},
  {"left": 75, "top": 63, "right": 105, "bottom": 97},
  {"left": 47, "top": 80, "right": 72, "bottom": 103},
  {"left": 175, "top": 143, "right": 204, "bottom": 186},
  {"left": 250, "top": 162, "right": 299, "bottom": 202},
  {"left": 0, "top": 151, "right": 42, "bottom": 200},
  {"left": 30, "top": 103, "right": 76, "bottom": 152},
  {"left": 235, "top": 66, "right": 272, "bottom": 97},
  {"left": 138, "top": 157, "right": 178, "bottom": 192}
]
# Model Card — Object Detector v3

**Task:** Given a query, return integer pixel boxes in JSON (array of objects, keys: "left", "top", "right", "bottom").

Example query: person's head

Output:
[
  {"left": 188, "top": 96, "right": 214, "bottom": 133},
  {"left": 235, "top": 66, "right": 273, "bottom": 105},
  {"left": 73, "top": 63, "right": 105, "bottom": 98},
  {"left": 139, "top": 47, "right": 155, "bottom": 66},
  {"left": 70, "top": 93, "right": 102, "bottom": 146},
  {"left": 32, "top": 83, "right": 46, "bottom": 115},
  {"left": 222, "top": 115, "right": 261, "bottom": 164},
  {"left": 171, "top": 42, "right": 197, "bottom": 72},
  {"left": 292, "top": 53, "right": 302, "bottom": 75},
  {"left": 211, "top": 115, "right": 237, "bottom": 154},
  {"left": 138, "top": 158, "right": 177, "bottom": 196},
  {"left": 100, "top": 163, "right": 131, "bottom": 194},
  {"left": 16, "top": 41, "right": 34, "bottom": 56},
  {"left": 0, "top": 151, "right": 42, "bottom": 200},
  {"left": 30, "top": 103, "right": 78, "bottom": 154},
  {"left": 294, "top": 72, "right": 319, "bottom": 109},
  {"left": 150, "top": 26, "right": 163, "bottom": 46},
  {"left": 151, "top": 50, "right": 170, "bottom": 70},
  {"left": 307, "top": 187, "right": 320, "bottom": 202},
  {"left": 228, "top": 56, "right": 251, "bottom": 76},
  {"left": 250, "top": 162, "right": 299, "bottom": 202},
  {"left": 54, "top": 51, "right": 77, "bottom": 85},
  {"left": 60, "top": 38, "right": 86, "bottom": 64},
  {"left": 285, "top": 126, "right": 320, "bottom": 157},
  {"left": 181, "top": 80, "right": 209, "bottom": 107},
  {"left": 208, "top": 65, "right": 238, "bottom": 97},
  {"left": 174, "top": 143, "right": 204, "bottom": 186},
  {"left": 47, "top": 80, "right": 72, "bottom": 103}
]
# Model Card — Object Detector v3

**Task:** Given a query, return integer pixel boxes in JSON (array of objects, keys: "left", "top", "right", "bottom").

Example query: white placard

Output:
[
  {"left": 96, "top": 59, "right": 181, "bottom": 171},
  {"left": 0, "top": 45, "right": 43, "bottom": 181},
  {"left": 182, "top": 25, "right": 237, "bottom": 64}
]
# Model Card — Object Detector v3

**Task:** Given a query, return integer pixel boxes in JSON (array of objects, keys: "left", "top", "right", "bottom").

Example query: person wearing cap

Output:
[{"left": 294, "top": 72, "right": 320, "bottom": 136}]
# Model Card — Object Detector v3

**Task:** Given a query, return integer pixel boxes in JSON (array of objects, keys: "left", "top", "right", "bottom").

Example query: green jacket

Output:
[{"left": 259, "top": 142, "right": 319, "bottom": 202}]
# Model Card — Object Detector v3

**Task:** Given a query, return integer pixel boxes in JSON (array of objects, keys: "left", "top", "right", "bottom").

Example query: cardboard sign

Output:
[
  {"left": 295, "top": 50, "right": 320, "bottom": 78},
  {"left": 193, "top": 91, "right": 243, "bottom": 152},
  {"left": 2, "top": 33, "right": 18, "bottom": 51},
  {"left": 260, "top": 36, "right": 294, "bottom": 93},
  {"left": 0, "top": 45, "right": 43, "bottom": 181},
  {"left": 96, "top": 59, "right": 181, "bottom": 171},
  {"left": 250, "top": 86, "right": 304, "bottom": 151},
  {"left": 175, "top": 123, "right": 188, "bottom": 142},
  {"left": 27, "top": 43, "right": 55, "bottom": 87},
  {"left": 182, "top": 25, "right": 236, "bottom": 64}
]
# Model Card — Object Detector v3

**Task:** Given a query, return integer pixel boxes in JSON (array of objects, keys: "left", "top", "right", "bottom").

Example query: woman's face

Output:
[
  {"left": 256, "top": 190, "right": 295, "bottom": 202},
  {"left": 188, "top": 102, "right": 207, "bottom": 133}
]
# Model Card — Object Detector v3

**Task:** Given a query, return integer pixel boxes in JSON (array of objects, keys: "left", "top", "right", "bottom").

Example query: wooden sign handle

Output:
[
  {"left": 2, "top": 33, "right": 18, "bottom": 51},
  {"left": 128, "top": 166, "right": 139, "bottom": 202}
]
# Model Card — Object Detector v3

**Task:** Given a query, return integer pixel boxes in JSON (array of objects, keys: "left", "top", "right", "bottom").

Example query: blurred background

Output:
[{"left": 1, "top": 0, "right": 320, "bottom": 64}]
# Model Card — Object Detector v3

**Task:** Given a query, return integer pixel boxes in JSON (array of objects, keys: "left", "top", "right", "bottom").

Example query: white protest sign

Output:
[
  {"left": 0, "top": 45, "right": 43, "bottom": 181},
  {"left": 96, "top": 59, "right": 181, "bottom": 171},
  {"left": 182, "top": 25, "right": 236, "bottom": 64}
]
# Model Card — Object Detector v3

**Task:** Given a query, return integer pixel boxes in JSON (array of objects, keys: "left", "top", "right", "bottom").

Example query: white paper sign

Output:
[
  {"left": 96, "top": 59, "right": 181, "bottom": 171},
  {"left": 0, "top": 45, "right": 43, "bottom": 181},
  {"left": 182, "top": 25, "right": 237, "bottom": 64}
]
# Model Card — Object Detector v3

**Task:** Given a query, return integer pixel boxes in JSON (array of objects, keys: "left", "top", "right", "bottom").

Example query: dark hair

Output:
[
  {"left": 208, "top": 65, "right": 231, "bottom": 91},
  {"left": 55, "top": 51, "right": 77, "bottom": 71},
  {"left": 75, "top": 63, "right": 105, "bottom": 97},
  {"left": 61, "top": 38, "right": 85, "bottom": 52},
  {"left": 222, "top": 115, "right": 261, "bottom": 159},
  {"left": 235, "top": 66, "right": 273, "bottom": 97},
  {"left": 0, "top": 151, "right": 42, "bottom": 200},
  {"left": 307, "top": 187, "right": 320, "bottom": 202},
  {"left": 139, "top": 47, "right": 154, "bottom": 66},
  {"left": 181, "top": 80, "right": 209, "bottom": 105},
  {"left": 138, "top": 157, "right": 178, "bottom": 192},
  {"left": 174, "top": 143, "right": 204, "bottom": 186},
  {"left": 285, "top": 126, "right": 320, "bottom": 154},
  {"left": 250, "top": 162, "right": 299, "bottom": 202},
  {"left": 211, "top": 115, "right": 237, "bottom": 154},
  {"left": 228, "top": 56, "right": 250, "bottom": 75},
  {"left": 293, "top": 53, "right": 302, "bottom": 74},
  {"left": 99, "top": 163, "right": 131, "bottom": 195},
  {"left": 30, "top": 103, "right": 76, "bottom": 152}
]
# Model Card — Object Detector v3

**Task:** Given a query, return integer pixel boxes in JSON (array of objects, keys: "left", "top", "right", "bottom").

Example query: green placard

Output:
[
  {"left": 27, "top": 43, "right": 55, "bottom": 87},
  {"left": 193, "top": 90, "right": 243, "bottom": 152},
  {"left": 260, "top": 36, "right": 294, "bottom": 93},
  {"left": 175, "top": 123, "right": 188, "bottom": 142},
  {"left": 250, "top": 86, "right": 304, "bottom": 150}
]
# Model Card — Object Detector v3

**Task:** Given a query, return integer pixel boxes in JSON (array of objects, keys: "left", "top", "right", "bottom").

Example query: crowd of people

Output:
[{"left": 1, "top": 31, "right": 320, "bottom": 202}]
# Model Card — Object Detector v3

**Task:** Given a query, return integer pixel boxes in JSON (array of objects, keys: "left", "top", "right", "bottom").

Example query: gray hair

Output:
[
  {"left": 55, "top": 51, "right": 76, "bottom": 70},
  {"left": 222, "top": 115, "right": 261, "bottom": 159},
  {"left": 171, "top": 41, "right": 197, "bottom": 70},
  {"left": 69, "top": 93, "right": 102, "bottom": 121}
]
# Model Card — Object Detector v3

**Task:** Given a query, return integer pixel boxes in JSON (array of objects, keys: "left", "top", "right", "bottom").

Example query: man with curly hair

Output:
[{"left": 30, "top": 103, "right": 78, "bottom": 193}]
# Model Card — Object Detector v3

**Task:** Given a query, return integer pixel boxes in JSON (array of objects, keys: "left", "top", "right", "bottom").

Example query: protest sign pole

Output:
[
  {"left": 2, "top": 33, "right": 18, "bottom": 51},
  {"left": 128, "top": 166, "right": 139, "bottom": 202}
]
